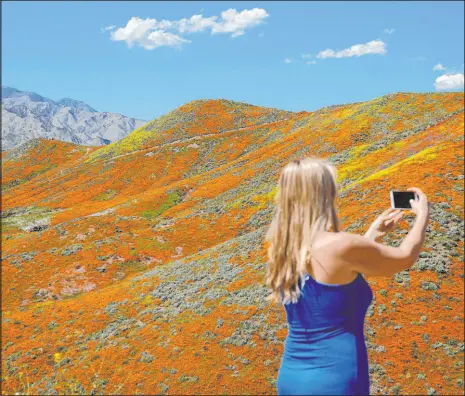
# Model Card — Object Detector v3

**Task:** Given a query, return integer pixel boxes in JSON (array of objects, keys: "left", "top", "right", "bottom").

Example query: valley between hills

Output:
[{"left": 1, "top": 92, "right": 464, "bottom": 395}]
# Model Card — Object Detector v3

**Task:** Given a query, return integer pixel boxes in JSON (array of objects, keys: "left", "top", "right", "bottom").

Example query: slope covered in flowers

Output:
[{"left": 1, "top": 92, "right": 464, "bottom": 395}]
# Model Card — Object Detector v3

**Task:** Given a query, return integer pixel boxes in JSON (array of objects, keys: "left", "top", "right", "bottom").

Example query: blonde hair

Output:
[{"left": 264, "top": 157, "right": 340, "bottom": 305}]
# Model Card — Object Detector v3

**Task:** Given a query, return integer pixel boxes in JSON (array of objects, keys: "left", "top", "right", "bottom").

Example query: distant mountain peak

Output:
[
  {"left": 1, "top": 86, "right": 146, "bottom": 151},
  {"left": 2, "top": 86, "right": 98, "bottom": 112},
  {"left": 56, "top": 98, "right": 97, "bottom": 112},
  {"left": 1, "top": 86, "right": 20, "bottom": 97},
  {"left": 1, "top": 86, "right": 53, "bottom": 104}
]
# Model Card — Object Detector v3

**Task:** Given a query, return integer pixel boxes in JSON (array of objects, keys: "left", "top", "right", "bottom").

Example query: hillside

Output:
[
  {"left": 1, "top": 92, "right": 464, "bottom": 395},
  {"left": 1, "top": 86, "right": 146, "bottom": 151}
]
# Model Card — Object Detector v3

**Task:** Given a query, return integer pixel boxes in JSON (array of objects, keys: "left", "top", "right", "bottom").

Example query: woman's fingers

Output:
[
  {"left": 383, "top": 217, "right": 394, "bottom": 226},
  {"left": 407, "top": 187, "right": 425, "bottom": 201},
  {"left": 381, "top": 208, "right": 395, "bottom": 217},
  {"left": 383, "top": 209, "right": 401, "bottom": 220},
  {"left": 383, "top": 211, "right": 403, "bottom": 227},
  {"left": 392, "top": 212, "right": 403, "bottom": 222}
]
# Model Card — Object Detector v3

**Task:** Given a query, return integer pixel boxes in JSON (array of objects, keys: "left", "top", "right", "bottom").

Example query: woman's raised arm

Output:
[{"left": 338, "top": 187, "right": 430, "bottom": 277}]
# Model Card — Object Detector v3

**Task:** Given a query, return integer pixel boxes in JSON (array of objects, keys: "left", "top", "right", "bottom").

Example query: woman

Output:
[{"left": 264, "top": 157, "right": 429, "bottom": 395}]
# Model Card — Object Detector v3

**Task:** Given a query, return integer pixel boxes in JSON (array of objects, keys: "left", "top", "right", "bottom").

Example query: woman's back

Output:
[{"left": 276, "top": 257, "right": 373, "bottom": 395}]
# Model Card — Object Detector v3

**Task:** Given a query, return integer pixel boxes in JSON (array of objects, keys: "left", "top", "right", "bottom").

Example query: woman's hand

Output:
[
  {"left": 407, "top": 187, "right": 430, "bottom": 219},
  {"left": 364, "top": 208, "right": 403, "bottom": 242}
]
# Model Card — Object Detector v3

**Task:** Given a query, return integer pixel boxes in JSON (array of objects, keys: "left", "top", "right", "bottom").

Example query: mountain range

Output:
[
  {"left": 2, "top": 92, "right": 464, "bottom": 395},
  {"left": 1, "top": 86, "right": 145, "bottom": 151}
]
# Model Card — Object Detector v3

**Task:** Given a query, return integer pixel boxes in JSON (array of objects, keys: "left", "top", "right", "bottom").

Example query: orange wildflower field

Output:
[{"left": 1, "top": 93, "right": 464, "bottom": 395}]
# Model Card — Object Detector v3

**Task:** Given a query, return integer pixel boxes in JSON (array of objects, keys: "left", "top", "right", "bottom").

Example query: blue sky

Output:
[{"left": 2, "top": 1, "right": 464, "bottom": 120}]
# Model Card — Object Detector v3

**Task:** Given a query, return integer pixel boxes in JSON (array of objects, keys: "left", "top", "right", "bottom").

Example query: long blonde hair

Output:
[{"left": 264, "top": 157, "right": 340, "bottom": 305}]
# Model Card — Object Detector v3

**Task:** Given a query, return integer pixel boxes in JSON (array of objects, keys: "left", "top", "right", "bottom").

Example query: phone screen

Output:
[{"left": 392, "top": 191, "right": 416, "bottom": 209}]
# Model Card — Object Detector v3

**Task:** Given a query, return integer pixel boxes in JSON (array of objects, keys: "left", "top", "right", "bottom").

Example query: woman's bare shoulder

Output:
[
  {"left": 327, "top": 231, "right": 369, "bottom": 253},
  {"left": 314, "top": 231, "right": 354, "bottom": 250},
  {"left": 313, "top": 231, "right": 362, "bottom": 278},
  {"left": 328, "top": 230, "right": 359, "bottom": 243},
  {"left": 312, "top": 231, "right": 369, "bottom": 256}
]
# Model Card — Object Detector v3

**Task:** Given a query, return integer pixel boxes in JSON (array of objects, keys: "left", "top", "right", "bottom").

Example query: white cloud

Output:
[
  {"left": 210, "top": 8, "right": 269, "bottom": 37},
  {"left": 384, "top": 28, "right": 396, "bottom": 35},
  {"left": 110, "top": 17, "right": 189, "bottom": 50},
  {"left": 306, "top": 60, "right": 317, "bottom": 65},
  {"left": 106, "top": 9, "right": 268, "bottom": 49},
  {"left": 176, "top": 8, "right": 269, "bottom": 37},
  {"left": 101, "top": 25, "right": 116, "bottom": 33},
  {"left": 317, "top": 40, "right": 387, "bottom": 59},
  {"left": 178, "top": 14, "right": 217, "bottom": 34},
  {"left": 110, "top": 17, "right": 159, "bottom": 48},
  {"left": 434, "top": 73, "right": 464, "bottom": 91},
  {"left": 146, "top": 31, "right": 191, "bottom": 49},
  {"left": 433, "top": 63, "right": 446, "bottom": 71},
  {"left": 284, "top": 58, "right": 292, "bottom": 64},
  {"left": 301, "top": 53, "right": 312, "bottom": 59}
]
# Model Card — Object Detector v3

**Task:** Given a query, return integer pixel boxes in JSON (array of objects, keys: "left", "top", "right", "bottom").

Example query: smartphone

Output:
[{"left": 390, "top": 191, "right": 416, "bottom": 209}]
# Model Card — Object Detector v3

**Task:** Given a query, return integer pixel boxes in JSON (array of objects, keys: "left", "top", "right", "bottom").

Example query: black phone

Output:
[{"left": 390, "top": 191, "right": 416, "bottom": 209}]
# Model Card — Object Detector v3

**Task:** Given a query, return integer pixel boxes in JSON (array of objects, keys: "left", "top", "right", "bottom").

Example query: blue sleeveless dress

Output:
[{"left": 277, "top": 272, "right": 373, "bottom": 395}]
